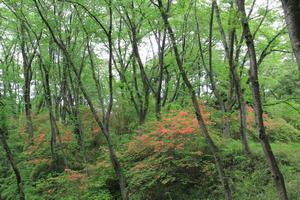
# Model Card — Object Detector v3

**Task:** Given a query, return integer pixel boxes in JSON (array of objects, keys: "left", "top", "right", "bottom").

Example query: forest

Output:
[{"left": 0, "top": 0, "right": 300, "bottom": 199}]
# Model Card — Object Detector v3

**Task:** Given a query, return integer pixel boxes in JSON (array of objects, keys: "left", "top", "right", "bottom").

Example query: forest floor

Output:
[{"left": 1, "top": 108, "right": 300, "bottom": 200}]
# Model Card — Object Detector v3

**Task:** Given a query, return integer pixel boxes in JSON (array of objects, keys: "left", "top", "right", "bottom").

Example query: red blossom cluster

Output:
[
  {"left": 27, "top": 158, "right": 49, "bottom": 165},
  {"left": 61, "top": 130, "right": 73, "bottom": 143},
  {"left": 64, "top": 168, "right": 85, "bottom": 181},
  {"left": 128, "top": 105, "right": 211, "bottom": 154},
  {"left": 246, "top": 105, "right": 270, "bottom": 128},
  {"left": 35, "top": 132, "right": 46, "bottom": 143},
  {"left": 92, "top": 127, "right": 100, "bottom": 135}
]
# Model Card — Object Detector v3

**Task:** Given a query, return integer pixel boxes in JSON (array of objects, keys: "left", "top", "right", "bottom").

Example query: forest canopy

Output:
[{"left": 0, "top": 0, "right": 300, "bottom": 199}]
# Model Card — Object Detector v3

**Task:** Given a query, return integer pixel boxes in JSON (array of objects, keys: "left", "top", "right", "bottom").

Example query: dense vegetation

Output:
[{"left": 0, "top": 0, "right": 300, "bottom": 199}]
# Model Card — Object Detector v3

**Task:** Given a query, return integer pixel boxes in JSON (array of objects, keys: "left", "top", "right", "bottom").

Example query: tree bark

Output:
[
  {"left": 236, "top": 0, "right": 288, "bottom": 199},
  {"left": 33, "top": 1, "right": 128, "bottom": 199},
  {"left": 156, "top": 1, "right": 232, "bottom": 199},
  {"left": 213, "top": 1, "right": 250, "bottom": 154},
  {"left": 154, "top": 29, "right": 167, "bottom": 120},
  {"left": 194, "top": 1, "right": 230, "bottom": 137},
  {"left": 280, "top": 0, "right": 300, "bottom": 71},
  {"left": 20, "top": 22, "right": 34, "bottom": 145},
  {"left": 38, "top": 54, "right": 68, "bottom": 169},
  {"left": 0, "top": 102, "right": 25, "bottom": 200}
]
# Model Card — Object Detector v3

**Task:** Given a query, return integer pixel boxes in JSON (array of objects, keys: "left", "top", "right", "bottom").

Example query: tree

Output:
[
  {"left": 236, "top": 0, "right": 288, "bottom": 199},
  {"left": 0, "top": 97, "right": 25, "bottom": 200},
  {"left": 33, "top": 0, "right": 128, "bottom": 199},
  {"left": 2, "top": 1, "right": 40, "bottom": 145},
  {"left": 154, "top": 0, "right": 233, "bottom": 199},
  {"left": 0, "top": 0, "right": 298, "bottom": 199},
  {"left": 280, "top": 0, "right": 300, "bottom": 72},
  {"left": 212, "top": 0, "right": 250, "bottom": 154}
]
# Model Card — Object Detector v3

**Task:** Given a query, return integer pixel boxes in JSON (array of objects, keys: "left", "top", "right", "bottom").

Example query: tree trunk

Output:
[
  {"left": 195, "top": 1, "right": 230, "bottom": 137},
  {"left": 157, "top": 1, "right": 232, "bottom": 199},
  {"left": 155, "top": 29, "right": 167, "bottom": 120},
  {"left": 213, "top": 0, "right": 250, "bottom": 154},
  {"left": 39, "top": 58, "right": 68, "bottom": 169},
  {"left": 0, "top": 115, "right": 25, "bottom": 200},
  {"left": 23, "top": 71, "right": 34, "bottom": 145},
  {"left": 20, "top": 23, "right": 34, "bottom": 145},
  {"left": 33, "top": 1, "right": 128, "bottom": 199},
  {"left": 280, "top": 0, "right": 300, "bottom": 71},
  {"left": 236, "top": 0, "right": 288, "bottom": 199}
]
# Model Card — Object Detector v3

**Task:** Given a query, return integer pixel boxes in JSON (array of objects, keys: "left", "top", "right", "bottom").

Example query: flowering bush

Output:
[
  {"left": 127, "top": 104, "right": 212, "bottom": 158},
  {"left": 125, "top": 107, "right": 218, "bottom": 199},
  {"left": 246, "top": 105, "right": 270, "bottom": 129}
]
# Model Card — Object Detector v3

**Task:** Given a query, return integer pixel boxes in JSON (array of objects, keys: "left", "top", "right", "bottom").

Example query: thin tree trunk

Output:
[
  {"left": 280, "top": 0, "right": 300, "bottom": 72},
  {"left": 169, "top": 73, "right": 181, "bottom": 103},
  {"left": 0, "top": 111, "right": 25, "bottom": 200},
  {"left": 38, "top": 56, "right": 68, "bottom": 169},
  {"left": 155, "top": 29, "right": 167, "bottom": 120},
  {"left": 213, "top": 1, "right": 250, "bottom": 154},
  {"left": 23, "top": 71, "right": 34, "bottom": 144},
  {"left": 162, "top": 66, "right": 170, "bottom": 107},
  {"left": 131, "top": 31, "right": 151, "bottom": 123},
  {"left": 33, "top": 1, "right": 128, "bottom": 199},
  {"left": 194, "top": 0, "right": 230, "bottom": 137},
  {"left": 213, "top": 0, "right": 236, "bottom": 116},
  {"left": 20, "top": 23, "right": 34, "bottom": 145},
  {"left": 156, "top": 1, "right": 232, "bottom": 199},
  {"left": 236, "top": 0, "right": 288, "bottom": 199},
  {"left": 106, "top": 3, "right": 128, "bottom": 197}
]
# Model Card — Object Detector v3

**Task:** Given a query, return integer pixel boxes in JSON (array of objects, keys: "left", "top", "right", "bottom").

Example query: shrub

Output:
[
  {"left": 265, "top": 118, "right": 300, "bottom": 142},
  {"left": 125, "top": 109, "right": 221, "bottom": 199}
]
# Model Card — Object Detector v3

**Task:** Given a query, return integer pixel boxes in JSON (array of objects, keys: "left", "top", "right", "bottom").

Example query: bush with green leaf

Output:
[{"left": 125, "top": 109, "right": 222, "bottom": 199}]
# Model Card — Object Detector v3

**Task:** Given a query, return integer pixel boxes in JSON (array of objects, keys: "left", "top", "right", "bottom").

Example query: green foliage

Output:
[
  {"left": 124, "top": 110, "right": 224, "bottom": 199},
  {"left": 266, "top": 118, "right": 300, "bottom": 142},
  {"left": 0, "top": 0, "right": 300, "bottom": 199},
  {"left": 0, "top": 173, "right": 20, "bottom": 200}
]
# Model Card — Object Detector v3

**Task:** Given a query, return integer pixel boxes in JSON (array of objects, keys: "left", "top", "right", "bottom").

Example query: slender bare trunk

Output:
[
  {"left": 20, "top": 23, "right": 34, "bottom": 145},
  {"left": 155, "top": 29, "right": 167, "bottom": 120},
  {"left": 156, "top": 1, "right": 232, "bottom": 199},
  {"left": 38, "top": 56, "right": 68, "bottom": 169},
  {"left": 280, "top": 0, "right": 300, "bottom": 72},
  {"left": 33, "top": 1, "right": 128, "bottom": 198},
  {"left": 236, "top": 0, "right": 288, "bottom": 199},
  {"left": 0, "top": 108, "right": 25, "bottom": 200},
  {"left": 194, "top": 1, "right": 230, "bottom": 137},
  {"left": 213, "top": 0, "right": 250, "bottom": 153}
]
